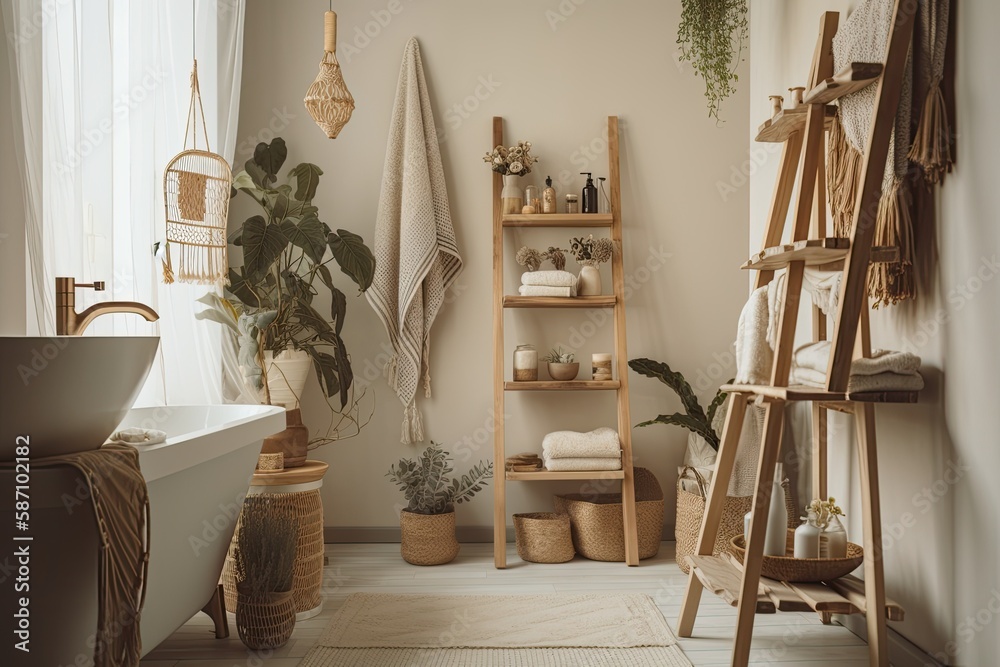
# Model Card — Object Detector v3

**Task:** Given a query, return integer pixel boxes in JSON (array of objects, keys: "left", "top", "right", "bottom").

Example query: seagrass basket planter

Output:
[
  {"left": 235, "top": 586, "right": 295, "bottom": 650},
  {"left": 513, "top": 512, "right": 575, "bottom": 563},
  {"left": 400, "top": 510, "right": 460, "bottom": 566},
  {"left": 553, "top": 467, "right": 664, "bottom": 562}
]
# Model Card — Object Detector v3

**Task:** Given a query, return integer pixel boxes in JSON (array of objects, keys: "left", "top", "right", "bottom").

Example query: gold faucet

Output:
[{"left": 56, "top": 277, "right": 160, "bottom": 335}]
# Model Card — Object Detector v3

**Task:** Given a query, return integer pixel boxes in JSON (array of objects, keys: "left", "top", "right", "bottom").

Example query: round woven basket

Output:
[
  {"left": 553, "top": 467, "right": 664, "bottom": 562},
  {"left": 400, "top": 510, "right": 460, "bottom": 566},
  {"left": 223, "top": 490, "right": 325, "bottom": 615},
  {"left": 729, "top": 531, "right": 864, "bottom": 582},
  {"left": 513, "top": 512, "right": 575, "bottom": 563},
  {"left": 235, "top": 588, "right": 295, "bottom": 650}
]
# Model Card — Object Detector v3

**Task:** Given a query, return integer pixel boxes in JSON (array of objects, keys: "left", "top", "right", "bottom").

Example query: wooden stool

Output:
[{"left": 222, "top": 460, "right": 328, "bottom": 620}]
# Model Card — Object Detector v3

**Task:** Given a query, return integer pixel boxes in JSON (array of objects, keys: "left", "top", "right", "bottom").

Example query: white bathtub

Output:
[{"left": 0, "top": 404, "right": 284, "bottom": 665}]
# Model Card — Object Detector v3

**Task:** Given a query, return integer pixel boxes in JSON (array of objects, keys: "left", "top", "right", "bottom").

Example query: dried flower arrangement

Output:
[
  {"left": 542, "top": 246, "right": 568, "bottom": 271},
  {"left": 806, "top": 497, "right": 845, "bottom": 528},
  {"left": 515, "top": 246, "right": 543, "bottom": 272},
  {"left": 483, "top": 140, "right": 538, "bottom": 176},
  {"left": 570, "top": 235, "right": 613, "bottom": 267},
  {"left": 234, "top": 497, "right": 299, "bottom": 595}
]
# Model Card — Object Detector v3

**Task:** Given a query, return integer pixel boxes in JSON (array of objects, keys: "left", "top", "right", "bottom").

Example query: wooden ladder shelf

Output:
[
  {"left": 676, "top": 6, "right": 918, "bottom": 667},
  {"left": 491, "top": 115, "right": 640, "bottom": 569}
]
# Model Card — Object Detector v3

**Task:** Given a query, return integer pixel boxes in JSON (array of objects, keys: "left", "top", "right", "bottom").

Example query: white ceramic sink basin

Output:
[{"left": 0, "top": 336, "right": 159, "bottom": 460}]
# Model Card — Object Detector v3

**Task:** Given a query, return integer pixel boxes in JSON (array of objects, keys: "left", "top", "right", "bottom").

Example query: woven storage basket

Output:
[
  {"left": 730, "top": 531, "right": 865, "bottom": 582},
  {"left": 400, "top": 510, "right": 460, "bottom": 566},
  {"left": 235, "top": 587, "right": 295, "bottom": 650},
  {"left": 675, "top": 466, "right": 798, "bottom": 574},
  {"left": 223, "top": 490, "right": 325, "bottom": 614},
  {"left": 513, "top": 513, "right": 575, "bottom": 563},
  {"left": 553, "top": 467, "right": 664, "bottom": 562}
]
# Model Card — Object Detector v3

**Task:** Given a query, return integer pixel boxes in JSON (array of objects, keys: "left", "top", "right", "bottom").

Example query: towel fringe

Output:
[
  {"left": 401, "top": 401, "right": 424, "bottom": 445},
  {"left": 907, "top": 80, "right": 953, "bottom": 186},
  {"left": 384, "top": 353, "right": 399, "bottom": 392},
  {"left": 422, "top": 337, "right": 432, "bottom": 398},
  {"left": 868, "top": 181, "right": 915, "bottom": 308}
]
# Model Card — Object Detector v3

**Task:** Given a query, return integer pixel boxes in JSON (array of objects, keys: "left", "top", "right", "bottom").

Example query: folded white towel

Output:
[
  {"left": 521, "top": 270, "right": 578, "bottom": 288},
  {"left": 793, "top": 341, "right": 921, "bottom": 376},
  {"left": 792, "top": 366, "right": 925, "bottom": 393},
  {"left": 735, "top": 285, "right": 773, "bottom": 385},
  {"left": 542, "top": 427, "right": 621, "bottom": 459},
  {"left": 107, "top": 428, "right": 167, "bottom": 446},
  {"left": 543, "top": 456, "right": 622, "bottom": 472},
  {"left": 766, "top": 269, "right": 843, "bottom": 349},
  {"left": 518, "top": 285, "right": 576, "bottom": 297}
]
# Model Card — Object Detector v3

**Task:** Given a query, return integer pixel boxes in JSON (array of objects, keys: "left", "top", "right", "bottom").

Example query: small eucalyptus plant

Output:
[{"left": 386, "top": 443, "right": 493, "bottom": 515}]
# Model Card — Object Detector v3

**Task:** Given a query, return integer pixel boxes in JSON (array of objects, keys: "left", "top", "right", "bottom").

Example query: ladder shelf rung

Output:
[
  {"left": 503, "top": 213, "right": 613, "bottom": 228},
  {"left": 720, "top": 382, "right": 919, "bottom": 404},
  {"left": 804, "top": 62, "right": 883, "bottom": 105},
  {"left": 503, "top": 295, "right": 617, "bottom": 308},
  {"left": 505, "top": 469, "right": 624, "bottom": 481},
  {"left": 756, "top": 104, "right": 837, "bottom": 143},
  {"left": 743, "top": 238, "right": 850, "bottom": 270},
  {"left": 505, "top": 380, "right": 620, "bottom": 391}
]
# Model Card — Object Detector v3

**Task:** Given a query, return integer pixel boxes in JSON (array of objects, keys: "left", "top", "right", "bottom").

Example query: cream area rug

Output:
[{"left": 300, "top": 592, "right": 693, "bottom": 666}]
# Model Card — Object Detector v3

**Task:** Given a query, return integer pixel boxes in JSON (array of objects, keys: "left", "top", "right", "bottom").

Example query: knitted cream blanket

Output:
[{"left": 366, "top": 37, "right": 463, "bottom": 444}]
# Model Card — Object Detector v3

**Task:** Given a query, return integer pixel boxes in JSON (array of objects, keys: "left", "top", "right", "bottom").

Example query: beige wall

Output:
[
  {"left": 750, "top": 1, "right": 1000, "bottom": 664},
  {"left": 237, "top": 0, "right": 749, "bottom": 535},
  {"left": 0, "top": 8, "right": 28, "bottom": 336}
]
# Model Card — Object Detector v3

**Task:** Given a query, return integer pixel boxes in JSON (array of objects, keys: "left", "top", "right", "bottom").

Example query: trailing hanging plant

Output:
[
  {"left": 629, "top": 357, "right": 732, "bottom": 450},
  {"left": 677, "top": 0, "right": 749, "bottom": 122}
]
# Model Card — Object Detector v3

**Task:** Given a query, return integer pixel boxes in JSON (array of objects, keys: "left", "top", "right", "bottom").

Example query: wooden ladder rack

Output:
[
  {"left": 676, "top": 5, "right": 918, "bottom": 666},
  {"left": 491, "top": 115, "right": 639, "bottom": 569}
]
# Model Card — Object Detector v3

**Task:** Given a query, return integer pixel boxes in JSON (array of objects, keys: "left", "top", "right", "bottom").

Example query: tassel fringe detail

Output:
[
  {"left": 908, "top": 81, "right": 953, "bottom": 185},
  {"left": 401, "top": 401, "right": 424, "bottom": 445}
]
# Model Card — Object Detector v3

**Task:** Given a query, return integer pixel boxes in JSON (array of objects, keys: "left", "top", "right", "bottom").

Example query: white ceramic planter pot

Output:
[{"left": 264, "top": 349, "right": 312, "bottom": 408}]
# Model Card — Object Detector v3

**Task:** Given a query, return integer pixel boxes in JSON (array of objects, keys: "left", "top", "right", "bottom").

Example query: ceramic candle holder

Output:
[{"left": 592, "top": 353, "right": 612, "bottom": 381}]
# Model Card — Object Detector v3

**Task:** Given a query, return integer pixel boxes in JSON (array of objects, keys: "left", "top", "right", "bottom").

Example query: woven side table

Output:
[{"left": 222, "top": 460, "right": 328, "bottom": 620}]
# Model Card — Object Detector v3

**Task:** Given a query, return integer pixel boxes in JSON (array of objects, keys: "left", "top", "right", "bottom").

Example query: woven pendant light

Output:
[{"left": 304, "top": 8, "right": 355, "bottom": 138}]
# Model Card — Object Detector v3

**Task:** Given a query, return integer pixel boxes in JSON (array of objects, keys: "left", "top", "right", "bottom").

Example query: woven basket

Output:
[
  {"left": 675, "top": 466, "right": 799, "bottom": 574},
  {"left": 235, "top": 588, "right": 295, "bottom": 650},
  {"left": 553, "top": 467, "right": 664, "bottom": 562},
  {"left": 513, "top": 513, "right": 575, "bottom": 563},
  {"left": 400, "top": 510, "right": 460, "bottom": 566},
  {"left": 730, "top": 531, "right": 864, "bottom": 582},
  {"left": 223, "top": 489, "right": 325, "bottom": 614}
]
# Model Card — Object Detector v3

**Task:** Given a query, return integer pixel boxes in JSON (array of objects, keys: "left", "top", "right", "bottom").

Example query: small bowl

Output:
[{"left": 547, "top": 362, "right": 580, "bottom": 381}]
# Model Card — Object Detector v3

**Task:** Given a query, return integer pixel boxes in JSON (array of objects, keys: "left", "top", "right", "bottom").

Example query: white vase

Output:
[
  {"left": 821, "top": 514, "right": 848, "bottom": 558},
  {"left": 577, "top": 263, "right": 602, "bottom": 296},
  {"left": 501, "top": 174, "right": 524, "bottom": 215},
  {"left": 794, "top": 512, "right": 821, "bottom": 558},
  {"left": 264, "top": 349, "right": 312, "bottom": 408}
]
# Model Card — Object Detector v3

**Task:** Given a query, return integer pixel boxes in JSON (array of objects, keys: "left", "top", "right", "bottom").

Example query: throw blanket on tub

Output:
[
  {"left": 366, "top": 37, "right": 463, "bottom": 443},
  {"left": 1, "top": 444, "right": 150, "bottom": 666}
]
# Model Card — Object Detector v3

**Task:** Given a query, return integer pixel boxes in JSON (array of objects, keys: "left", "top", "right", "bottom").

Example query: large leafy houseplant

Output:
[
  {"left": 386, "top": 443, "right": 493, "bottom": 515},
  {"left": 197, "top": 137, "right": 375, "bottom": 444},
  {"left": 629, "top": 358, "right": 731, "bottom": 450}
]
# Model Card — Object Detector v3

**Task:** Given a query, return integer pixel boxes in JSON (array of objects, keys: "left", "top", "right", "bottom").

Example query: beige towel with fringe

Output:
[{"left": 366, "top": 38, "right": 463, "bottom": 444}]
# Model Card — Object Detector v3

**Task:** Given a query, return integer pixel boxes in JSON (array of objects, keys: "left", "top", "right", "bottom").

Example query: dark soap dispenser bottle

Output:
[{"left": 580, "top": 172, "right": 598, "bottom": 214}]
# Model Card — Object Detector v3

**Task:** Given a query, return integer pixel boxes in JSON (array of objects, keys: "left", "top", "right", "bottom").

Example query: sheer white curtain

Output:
[{"left": 4, "top": 0, "right": 249, "bottom": 405}]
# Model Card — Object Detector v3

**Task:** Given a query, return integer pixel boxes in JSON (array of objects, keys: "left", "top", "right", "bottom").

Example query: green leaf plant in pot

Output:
[
  {"left": 386, "top": 442, "right": 493, "bottom": 566},
  {"left": 196, "top": 137, "right": 376, "bottom": 467}
]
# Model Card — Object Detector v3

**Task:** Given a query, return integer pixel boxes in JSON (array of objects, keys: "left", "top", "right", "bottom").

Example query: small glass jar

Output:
[
  {"left": 513, "top": 344, "right": 538, "bottom": 382},
  {"left": 565, "top": 194, "right": 579, "bottom": 214},
  {"left": 592, "top": 353, "right": 612, "bottom": 381},
  {"left": 524, "top": 184, "right": 539, "bottom": 210}
]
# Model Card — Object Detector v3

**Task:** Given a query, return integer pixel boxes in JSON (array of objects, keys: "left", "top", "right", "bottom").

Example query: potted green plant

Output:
[
  {"left": 196, "top": 137, "right": 375, "bottom": 465},
  {"left": 386, "top": 443, "right": 493, "bottom": 566},
  {"left": 542, "top": 347, "right": 579, "bottom": 381},
  {"left": 233, "top": 498, "right": 298, "bottom": 650}
]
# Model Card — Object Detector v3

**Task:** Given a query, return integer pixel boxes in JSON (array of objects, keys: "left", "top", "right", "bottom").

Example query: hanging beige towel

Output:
[{"left": 366, "top": 37, "right": 463, "bottom": 444}]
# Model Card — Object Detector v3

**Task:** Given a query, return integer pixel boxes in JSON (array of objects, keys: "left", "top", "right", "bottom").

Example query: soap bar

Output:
[{"left": 522, "top": 205, "right": 536, "bottom": 214}]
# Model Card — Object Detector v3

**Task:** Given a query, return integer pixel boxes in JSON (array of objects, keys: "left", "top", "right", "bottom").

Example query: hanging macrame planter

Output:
[
  {"left": 162, "top": 59, "right": 232, "bottom": 285},
  {"left": 303, "top": 9, "right": 355, "bottom": 138}
]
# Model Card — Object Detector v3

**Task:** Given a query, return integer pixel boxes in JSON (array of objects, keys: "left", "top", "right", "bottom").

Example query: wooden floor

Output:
[{"left": 140, "top": 542, "right": 871, "bottom": 667}]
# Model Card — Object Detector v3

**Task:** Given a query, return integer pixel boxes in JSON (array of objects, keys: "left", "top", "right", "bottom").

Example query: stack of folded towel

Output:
[
  {"left": 541, "top": 427, "right": 622, "bottom": 471},
  {"left": 506, "top": 452, "right": 543, "bottom": 472},
  {"left": 791, "top": 341, "right": 924, "bottom": 393},
  {"left": 519, "top": 270, "right": 578, "bottom": 297}
]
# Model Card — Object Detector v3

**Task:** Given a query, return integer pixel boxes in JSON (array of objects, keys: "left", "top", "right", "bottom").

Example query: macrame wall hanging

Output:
[
  {"left": 303, "top": 3, "right": 355, "bottom": 138},
  {"left": 162, "top": 3, "right": 232, "bottom": 285},
  {"left": 827, "top": 0, "right": 953, "bottom": 307}
]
